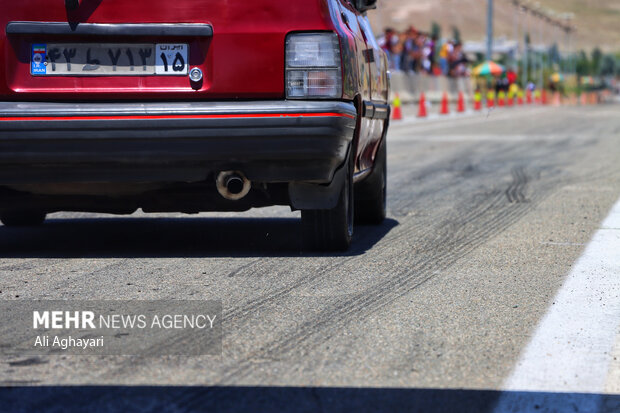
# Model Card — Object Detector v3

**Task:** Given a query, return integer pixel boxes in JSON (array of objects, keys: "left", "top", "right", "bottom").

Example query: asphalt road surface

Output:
[{"left": 1, "top": 104, "right": 620, "bottom": 412}]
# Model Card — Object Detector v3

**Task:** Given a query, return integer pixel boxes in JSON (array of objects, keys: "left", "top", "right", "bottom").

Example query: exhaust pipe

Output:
[{"left": 216, "top": 171, "right": 251, "bottom": 201}]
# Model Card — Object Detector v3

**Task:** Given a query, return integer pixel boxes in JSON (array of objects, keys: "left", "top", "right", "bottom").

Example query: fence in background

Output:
[{"left": 389, "top": 72, "right": 475, "bottom": 103}]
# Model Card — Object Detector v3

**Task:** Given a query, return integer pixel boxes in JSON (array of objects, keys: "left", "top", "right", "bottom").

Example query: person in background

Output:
[
  {"left": 377, "top": 27, "right": 394, "bottom": 54},
  {"left": 378, "top": 28, "right": 400, "bottom": 70},
  {"left": 507, "top": 68, "right": 518, "bottom": 86},
  {"left": 400, "top": 26, "right": 418, "bottom": 72},
  {"left": 496, "top": 72, "right": 509, "bottom": 93},
  {"left": 449, "top": 43, "right": 468, "bottom": 78},
  {"left": 377, "top": 27, "right": 470, "bottom": 78},
  {"left": 391, "top": 32, "right": 405, "bottom": 70},
  {"left": 439, "top": 40, "right": 453, "bottom": 76},
  {"left": 422, "top": 35, "right": 434, "bottom": 74},
  {"left": 412, "top": 32, "right": 426, "bottom": 73},
  {"left": 428, "top": 34, "right": 438, "bottom": 73}
]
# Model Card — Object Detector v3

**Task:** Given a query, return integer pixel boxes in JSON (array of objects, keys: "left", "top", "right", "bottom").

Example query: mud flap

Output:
[{"left": 288, "top": 146, "right": 350, "bottom": 211}]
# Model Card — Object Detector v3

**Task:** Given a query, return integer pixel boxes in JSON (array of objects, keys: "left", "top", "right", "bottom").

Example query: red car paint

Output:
[
  {"left": 1, "top": 0, "right": 383, "bottom": 101},
  {"left": 1, "top": 0, "right": 388, "bottom": 168}
]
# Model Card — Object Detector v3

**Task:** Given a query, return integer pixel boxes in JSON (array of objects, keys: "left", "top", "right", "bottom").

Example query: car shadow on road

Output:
[
  {"left": 1, "top": 386, "right": 618, "bottom": 412},
  {"left": 0, "top": 217, "right": 398, "bottom": 259}
]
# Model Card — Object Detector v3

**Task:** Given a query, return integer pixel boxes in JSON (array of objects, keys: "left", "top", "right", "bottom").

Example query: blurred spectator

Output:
[
  {"left": 400, "top": 26, "right": 419, "bottom": 72},
  {"left": 507, "top": 68, "right": 518, "bottom": 86},
  {"left": 377, "top": 26, "right": 468, "bottom": 77},
  {"left": 449, "top": 43, "right": 469, "bottom": 77},
  {"left": 377, "top": 27, "right": 394, "bottom": 53},
  {"left": 439, "top": 40, "right": 453, "bottom": 75},
  {"left": 422, "top": 35, "right": 435, "bottom": 74},
  {"left": 378, "top": 28, "right": 400, "bottom": 70},
  {"left": 496, "top": 73, "right": 509, "bottom": 93}
]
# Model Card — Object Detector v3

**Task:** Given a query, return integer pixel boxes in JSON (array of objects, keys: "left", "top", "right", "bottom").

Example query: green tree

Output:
[
  {"left": 431, "top": 21, "right": 441, "bottom": 40},
  {"left": 591, "top": 48, "right": 603, "bottom": 74},
  {"left": 452, "top": 26, "right": 461, "bottom": 44},
  {"left": 599, "top": 54, "right": 616, "bottom": 77},
  {"left": 549, "top": 44, "right": 560, "bottom": 65},
  {"left": 575, "top": 50, "right": 591, "bottom": 76}
]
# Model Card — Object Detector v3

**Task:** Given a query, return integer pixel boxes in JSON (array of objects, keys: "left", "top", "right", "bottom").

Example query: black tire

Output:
[
  {"left": 301, "top": 151, "right": 354, "bottom": 252},
  {"left": 354, "top": 137, "right": 387, "bottom": 225},
  {"left": 0, "top": 211, "right": 47, "bottom": 227}
]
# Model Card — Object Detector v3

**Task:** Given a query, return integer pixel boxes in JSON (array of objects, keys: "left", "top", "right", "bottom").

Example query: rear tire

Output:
[
  {"left": 0, "top": 211, "right": 47, "bottom": 227},
  {"left": 354, "top": 137, "right": 387, "bottom": 225},
  {"left": 301, "top": 151, "right": 354, "bottom": 252}
]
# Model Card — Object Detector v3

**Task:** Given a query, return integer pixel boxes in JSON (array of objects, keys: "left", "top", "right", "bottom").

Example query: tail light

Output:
[{"left": 285, "top": 33, "right": 342, "bottom": 99}]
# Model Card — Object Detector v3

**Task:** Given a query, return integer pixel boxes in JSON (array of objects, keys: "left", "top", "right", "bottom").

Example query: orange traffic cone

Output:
[
  {"left": 497, "top": 91, "right": 506, "bottom": 107},
  {"left": 552, "top": 92, "right": 561, "bottom": 107},
  {"left": 440, "top": 92, "right": 450, "bottom": 115},
  {"left": 580, "top": 93, "right": 587, "bottom": 106},
  {"left": 517, "top": 91, "right": 524, "bottom": 105},
  {"left": 417, "top": 92, "right": 427, "bottom": 118},
  {"left": 474, "top": 91, "right": 482, "bottom": 111},
  {"left": 392, "top": 93, "right": 403, "bottom": 120},
  {"left": 487, "top": 91, "right": 495, "bottom": 108},
  {"left": 526, "top": 90, "right": 533, "bottom": 104},
  {"left": 542, "top": 89, "right": 548, "bottom": 105},
  {"left": 457, "top": 91, "right": 466, "bottom": 113}
]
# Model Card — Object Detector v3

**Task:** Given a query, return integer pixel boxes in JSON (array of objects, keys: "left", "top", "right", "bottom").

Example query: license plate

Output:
[{"left": 30, "top": 43, "right": 189, "bottom": 76}]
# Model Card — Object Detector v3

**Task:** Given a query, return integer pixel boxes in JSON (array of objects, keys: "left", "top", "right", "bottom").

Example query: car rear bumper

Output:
[{"left": 0, "top": 100, "right": 356, "bottom": 184}]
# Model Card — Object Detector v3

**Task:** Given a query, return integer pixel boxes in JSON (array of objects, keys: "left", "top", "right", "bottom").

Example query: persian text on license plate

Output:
[{"left": 30, "top": 43, "right": 188, "bottom": 76}]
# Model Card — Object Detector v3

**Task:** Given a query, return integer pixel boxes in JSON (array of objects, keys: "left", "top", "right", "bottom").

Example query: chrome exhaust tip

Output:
[{"left": 216, "top": 171, "right": 251, "bottom": 201}]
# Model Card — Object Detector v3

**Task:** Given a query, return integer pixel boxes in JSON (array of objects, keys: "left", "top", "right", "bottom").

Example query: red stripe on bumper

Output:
[{"left": 0, "top": 112, "right": 355, "bottom": 122}]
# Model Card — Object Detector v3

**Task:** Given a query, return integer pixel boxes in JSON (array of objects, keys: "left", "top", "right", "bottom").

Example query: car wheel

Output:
[
  {"left": 354, "top": 137, "right": 387, "bottom": 225},
  {"left": 0, "top": 211, "right": 47, "bottom": 227},
  {"left": 301, "top": 150, "right": 354, "bottom": 252}
]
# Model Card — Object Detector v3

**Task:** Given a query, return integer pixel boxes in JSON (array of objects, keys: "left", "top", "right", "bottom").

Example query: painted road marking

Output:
[
  {"left": 493, "top": 197, "right": 620, "bottom": 411},
  {"left": 505, "top": 196, "right": 620, "bottom": 392}
]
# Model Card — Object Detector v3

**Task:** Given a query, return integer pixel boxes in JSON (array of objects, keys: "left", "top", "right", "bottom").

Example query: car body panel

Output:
[
  {"left": 0, "top": 100, "right": 356, "bottom": 185},
  {"left": 1, "top": 0, "right": 333, "bottom": 99},
  {"left": 0, "top": 0, "right": 389, "bottom": 215}
]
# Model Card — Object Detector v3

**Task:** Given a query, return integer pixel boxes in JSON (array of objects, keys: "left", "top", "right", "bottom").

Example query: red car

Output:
[{"left": 0, "top": 0, "right": 390, "bottom": 251}]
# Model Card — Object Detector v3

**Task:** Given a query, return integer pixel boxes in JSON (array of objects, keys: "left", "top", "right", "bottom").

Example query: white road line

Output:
[{"left": 500, "top": 196, "right": 620, "bottom": 394}]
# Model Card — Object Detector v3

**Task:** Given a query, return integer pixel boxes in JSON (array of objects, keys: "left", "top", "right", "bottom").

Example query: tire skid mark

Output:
[
  {"left": 222, "top": 256, "right": 359, "bottom": 321},
  {"left": 506, "top": 166, "right": 529, "bottom": 204},
  {"left": 179, "top": 203, "right": 545, "bottom": 410},
  {"left": 202, "top": 182, "right": 554, "bottom": 393},
  {"left": 117, "top": 147, "right": 573, "bottom": 392},
  {"left": 172, "top": 170, "right": 559, "bottom": 407},
  {"left": 125, "top": 141, "right": 565, "bottom": 388},
  {"left": 219, "top": 147, "right": 506, "bottom": 324},
  {"left": 112, "top": 161, "right": 519, "bottom": 381},
  {"left": 212, "top": 134, "right": 585, "bottom": 386},
  {"left": 220, "top": 182, "right": 486, "bottom": 324}
]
